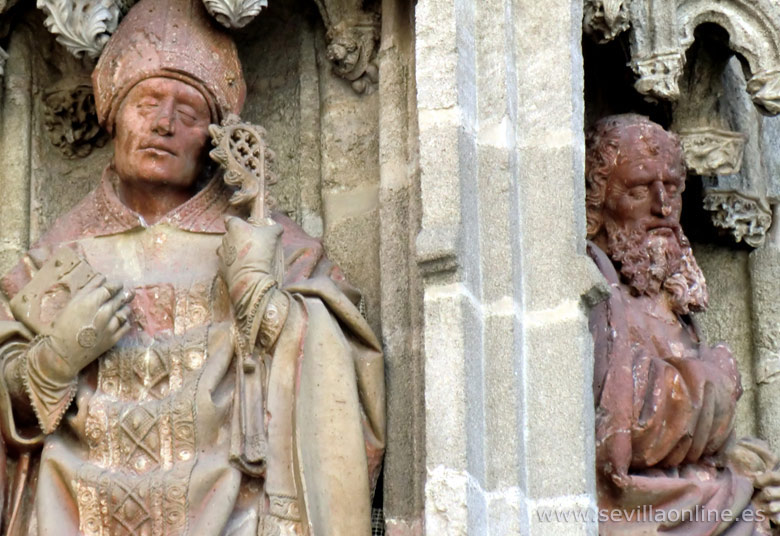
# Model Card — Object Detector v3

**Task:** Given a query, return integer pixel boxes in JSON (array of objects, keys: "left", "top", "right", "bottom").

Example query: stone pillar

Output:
[
  {"left": 415, "top": 0, "right": 603, "bottom": 534},
  {"left": 750, "top": 236, "right": 780, "bottom": 451},
  {"left": 317, "top": 28, "right": 383, "bottom": 332},
  {"left": 514, "top": 0, "right": 604, "bottom": 534},
  {"left": 379, "top": 0, "right": 426, "bottom": 534},
  {"left": 0, "top": 25, "right": 32, "bottom": 274}
]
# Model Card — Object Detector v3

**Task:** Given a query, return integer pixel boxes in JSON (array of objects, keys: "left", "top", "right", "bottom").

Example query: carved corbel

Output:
[
  {"left": 631, "top": 51, "right": 686, "bottom": 102},
  {"left": 679, "top": 128, "right": 745, "bottom": 176},
  {"left": 691, "top": 59, "right": 774, "bottom": 247},
  {"left": 42, "top": 78, "right": 108, "bottom": 158},
  {"left": 702, "top": 190, "right": 772, "bottom": 248},
  {"left": 201, "top": 0, "right": 267, "bottom": 29},
  {"left": 673, "top": 43, "right": 746, "bottom": 177},
  {"left": 313, "top": 0, "right": 380, "bottom": 94}
]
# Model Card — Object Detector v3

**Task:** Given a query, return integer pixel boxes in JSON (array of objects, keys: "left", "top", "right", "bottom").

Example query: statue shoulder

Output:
[{"left": 272, "top": 211, "right": 362, "bottom": 305}]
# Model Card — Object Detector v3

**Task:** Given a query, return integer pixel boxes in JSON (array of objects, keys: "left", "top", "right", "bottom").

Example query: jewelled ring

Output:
[{"left": 77, "top": 326, "right": 98, "bottom": 349}]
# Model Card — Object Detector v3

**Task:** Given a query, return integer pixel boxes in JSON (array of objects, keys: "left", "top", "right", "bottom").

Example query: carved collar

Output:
[{"left": 93, "top": 167, "right": 234, "bottom": 236}]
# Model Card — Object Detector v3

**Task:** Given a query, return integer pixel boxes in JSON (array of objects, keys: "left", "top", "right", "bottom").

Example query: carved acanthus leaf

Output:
[
  {"left": 201, "top": 0, "right": 267, "bottom": 29},
  {"left": 583, "top": 0, "right": 629, "bottom": 43},
  {"left": 703, "top": 191, "right": 772, "bottom": 247},
  {"left": 36, "top": 0, "right": 121, "bottom": 58},
  {"left": 679, "top": 128, "right": 746, "bottom": 176}
]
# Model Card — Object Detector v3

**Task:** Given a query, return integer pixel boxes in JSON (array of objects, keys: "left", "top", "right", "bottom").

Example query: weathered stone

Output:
[
  {"left": 623, "top": 0, "right": 780, "bottom": 112},
  {"left": 693, "top": 243, "right": 757, "bottom": 438},
  {"left": 423, "top": 285, "right": 480, "bottom": 471},
  {"left": 483, "top": 310, "right": 523, "bottom": 490},
  {"left": 749, "top": 243, "right": 780, "bottom": 451},
  {"left": 0, "top": 26, "right": 33, "bottom": 274},
  {"left": 415, "top": 0, "right": 457, "bottom": 111},
  {"left": 524, "top": 313, "right": 596, "bottom": 499}
]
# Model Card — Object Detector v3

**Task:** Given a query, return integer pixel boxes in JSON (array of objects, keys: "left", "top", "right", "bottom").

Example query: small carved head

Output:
[
  {"left": 583, "top": 0, "right": 630, "bottom": 44},
  {"left": 327, "top": 33, "right": 362, "bottom": 74}
]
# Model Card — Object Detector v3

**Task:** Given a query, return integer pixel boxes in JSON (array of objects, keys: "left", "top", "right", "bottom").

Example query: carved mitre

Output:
[{"left": 92, "top": 0, "right": 246, "bottom": 133}]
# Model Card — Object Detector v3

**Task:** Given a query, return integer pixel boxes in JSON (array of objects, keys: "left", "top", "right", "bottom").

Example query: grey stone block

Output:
[{"left": 524, "top": 315, "right": 596, "bottom": 499}]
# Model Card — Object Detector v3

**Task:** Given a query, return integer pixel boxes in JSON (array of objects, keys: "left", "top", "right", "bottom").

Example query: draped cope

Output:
[{"left": 0, "top": 169, "right": 385, "bottom": 536}]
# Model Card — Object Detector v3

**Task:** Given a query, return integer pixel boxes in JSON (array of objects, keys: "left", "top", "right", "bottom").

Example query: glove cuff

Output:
[{"left": 24, "top": 336, "right": 78, "bottom": 434}]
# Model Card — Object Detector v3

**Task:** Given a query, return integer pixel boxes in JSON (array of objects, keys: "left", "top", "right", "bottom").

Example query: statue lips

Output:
[
  {"left": 644, "top": 219, "right": 680, "bottom": 233},
  {"left": 139, "top": 142, "right": 178, "bottom": 158}
]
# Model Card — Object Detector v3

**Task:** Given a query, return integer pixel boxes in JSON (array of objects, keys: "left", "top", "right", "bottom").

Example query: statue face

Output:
[
  {"left": 113, "top": 77, "right": 211, "bottom": 189},
  {"left": 603, "top": 127, "right": 686, "bottom": 233}
]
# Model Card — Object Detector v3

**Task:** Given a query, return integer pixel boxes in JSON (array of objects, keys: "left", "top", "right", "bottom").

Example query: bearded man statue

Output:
[
  {"left": 0, "top": 0, "right": 384, "bottom": 534},
  {"left": 587, "top": 114, "right": 780, "bottom": 535}
]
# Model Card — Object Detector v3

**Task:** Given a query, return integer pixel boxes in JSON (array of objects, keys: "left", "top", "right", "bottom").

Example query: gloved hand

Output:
[
  {"left": 217, "top": 216, "right": 283, "bottom": 312},
  {"left": 41, "top": 275, "right": 134, "bottom": 385}
]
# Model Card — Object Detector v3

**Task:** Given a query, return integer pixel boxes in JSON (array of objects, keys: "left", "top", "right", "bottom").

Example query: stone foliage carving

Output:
[
  {"left": 703, "top": 191, "right": 772, "bottom": 248},
  {"left": 36, "top": 0, "right": 122, "bottom": 58},
  {"left": 42, "top": 80, "right": 108, "bottom": 158},
  {"left": 583, "top": 0, "right": 629, "bottom": 44},
  {"left": 313, "top": 0, "right": 380, "bottom": 93},
  {"left": 202, "top": 0, "right": 267, "bottom": 29},
  {"left": 631, "top": 51, "right": 686, "bottom": 102},
  {"left": 678, "top": 127, "right": 746, "bottom": 176}
]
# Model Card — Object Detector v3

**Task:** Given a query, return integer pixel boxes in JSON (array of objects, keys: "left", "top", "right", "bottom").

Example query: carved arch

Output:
[{"left": 627, "top": 0, "right": 780, "bottom": 113}]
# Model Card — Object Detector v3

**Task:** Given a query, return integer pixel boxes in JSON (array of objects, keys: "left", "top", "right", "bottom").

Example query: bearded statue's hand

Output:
[
  {"left": 40, "top": 276, "right": 134, "bottom": 384},
  {"left": 217, "top": 216, "right": 283, "bottom": 319},
  {"left": 726, "top": 437, "right": 780, "bottom": 525},
  {"left": 754, "top": 471, "right": 780, "bottom": 526}
]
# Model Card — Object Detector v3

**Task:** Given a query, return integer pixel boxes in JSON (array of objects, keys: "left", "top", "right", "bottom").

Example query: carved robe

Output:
[
  {"left": 0, "top": 169, "right": 385, "bottom": 535},
  {"left": 589, "top": 243, "right": 772, "bottom": 536}
]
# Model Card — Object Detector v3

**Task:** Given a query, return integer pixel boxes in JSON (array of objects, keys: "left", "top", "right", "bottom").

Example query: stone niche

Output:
[
  {"left": 0, "top": 0, "right": 424, "bottom": 533},
  {"left": 584, "top": 0, "right": 780, "bottom": 455},
  {"left": 0, "top": 0, "right": 383, "bottom": 330}
]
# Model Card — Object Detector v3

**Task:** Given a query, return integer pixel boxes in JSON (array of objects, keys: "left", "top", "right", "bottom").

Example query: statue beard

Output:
[{"left": 604, "top": 219, "right": 709, "bottom": 314}]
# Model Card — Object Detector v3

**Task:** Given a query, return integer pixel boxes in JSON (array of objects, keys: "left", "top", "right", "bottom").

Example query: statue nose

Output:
[
  {"left": 651, "top": 181, "right": 671, "bottom": 217},
  {"left": 152, "top": 103, "right": 175, "bottom": 135}
]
